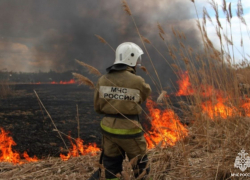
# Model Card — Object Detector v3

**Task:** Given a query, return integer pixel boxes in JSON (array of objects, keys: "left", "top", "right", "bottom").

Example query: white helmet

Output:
[{"left": 114, "top": 42, "right": 143, "bottom": 67}]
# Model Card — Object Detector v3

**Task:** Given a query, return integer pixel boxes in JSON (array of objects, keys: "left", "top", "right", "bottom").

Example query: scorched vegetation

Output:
[{"left": 1, "top": 0, "right": 250, "bottom": 180}]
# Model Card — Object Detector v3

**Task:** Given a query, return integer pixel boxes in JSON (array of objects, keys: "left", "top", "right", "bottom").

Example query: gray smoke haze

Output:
[{"left": 0, "top": 0, "right": 203, "bottom": 88}]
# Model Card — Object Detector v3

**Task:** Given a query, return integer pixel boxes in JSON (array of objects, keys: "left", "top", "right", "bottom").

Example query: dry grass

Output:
[
  {"left": 0, "top": 155, "right": 100, "bottom": 180},
  {"left": 1, "top": 0, "right": 250, "bottom": 179},
  {"left": 147, "top": 116, "right": 250, "bottom": 179},
  {"left": 156, "top": 90, "right": 167, "bottom": 103},
  {"left": 122, "top": 0, "right": 131, "bottom": 16},
  {"left": 75, "top": 59, "right": 102, "bottom": 77},
  {"left": 118, "top": 0, "right": 250, "bottom": 179},
  {"left": 95, "top": 34, "right": 115, "bottom": 52},
  {"left": 72, "top": 73, "right": 95, "bottom": 89},
  {"left": 141, "top": 35, "right": 151, "bottom": 44},
  {"left": 139, "top": 66, "right": 149, "bottom": 74}
]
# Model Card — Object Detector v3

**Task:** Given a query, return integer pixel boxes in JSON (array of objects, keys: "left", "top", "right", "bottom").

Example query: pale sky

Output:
[{"left": 197, "top": 0, "right": 250, "bottom": 64}]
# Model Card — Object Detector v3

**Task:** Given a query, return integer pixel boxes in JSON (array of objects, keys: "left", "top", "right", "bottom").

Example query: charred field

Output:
[
  {"left": 0, "top": 83, "right": 188, "bottom": 159},
  {"left": 0, "top": 0, "right": 250, "bottom": 178},
  {"left": 0, "top": 84, "right": 104, "bottom": 158}
]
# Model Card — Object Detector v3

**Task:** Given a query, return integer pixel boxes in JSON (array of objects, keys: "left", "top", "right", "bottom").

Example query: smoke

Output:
[{"left": 0, "top": 0, "right": 203, "bottom": 87}]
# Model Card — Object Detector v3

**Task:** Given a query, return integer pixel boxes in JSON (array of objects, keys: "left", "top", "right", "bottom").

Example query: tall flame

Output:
[
  {"left": 0, "top": 128, "right": 38, "bottom": 164},
  {"left": 175, "top": 71, "right": 194, "bottom": 96},
  {"left": 3, "top": 70, "right": 250, "bottom": 164},
  {"left": 60, "top": 137, "right": 100, "bottom": 161},
  {"left": 174, "top": 71, "right": 242, "bottom": 120},
  {"left": 202, "top": 97, "right": 237, "bottom": 119},
  {"left": 175, "top": 71, "right": 221, "bottom": 97},
  {"left": 145, "top": 100, "right": 188, "bottom": 148}
]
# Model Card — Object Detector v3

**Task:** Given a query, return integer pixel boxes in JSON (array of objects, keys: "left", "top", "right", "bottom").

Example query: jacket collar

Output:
[
  {"left": 106, "top": 64, "right": 128, "bottom": 73},
  {"left": 126, "top": 66, "right": 136, "bottom": 74},
  {"left": 106, "top": 64, "right": 136, "bottom": 74}
]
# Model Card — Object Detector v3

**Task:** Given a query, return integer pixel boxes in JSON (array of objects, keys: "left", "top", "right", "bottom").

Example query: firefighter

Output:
[{"left": 94, "top": 42, "right": 151, "bottom": 179}]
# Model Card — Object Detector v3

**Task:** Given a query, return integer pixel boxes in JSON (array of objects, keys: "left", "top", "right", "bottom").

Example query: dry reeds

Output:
[
  {"left": 0, "top": 155, "right": 100, "bottom": 180},
  {"left": 237, "top": 0, "right": 246, "bottom": 25},
  {"left": 2, "top": 1, "right": 249, "bottom": 180},
  {"left": 94, "top": 34, "right": 115, "bottom": 52},
  {"left": 139, "top": 66, "right": 148, "bottom": 74},
  {"left": 156, "top": 90, "right": 167, "bottom": 103},
  {"left": 95, "top": 34, "right": 107, "bottom": 44},
  {"left": 141, "top": 35, "right": 151, "bottom": 44},
  {"left": 143, "top": 0, "right": 250, "bottom": 179},
  {"left": 72, "top": 73, "right": 95, "bottom": 89},
  {"left": 223, "top": 34, "right": 233, "bottom": 46},
  {"left": 148, "top": 117, "right": 250, "bottom": 179},
  {"left": 228, "top": 3, "right": 232, "bottom": 19},
  {"left": 157, "top": 23, "right": 165, "bottom": 35},
  {"left": 78, "top": 0, "right": 250, "bottom": 178},
  {"left": 203, "top": 8, "right": 213, "bottom": 24},
  {"left": 122, "top": 0, "right": 131, "bottom": 16},
  {"left": 34, "top": 90, "right": 69, "bottom": 152},
  {"left": 75, "top": 59, "right": 101, "bottom": 77},
  {"left": 159, "top": 33, "right": 164, "bottom": 41},
  {"left": 121, "top": 0, "right": 163, "bottom": 92}
]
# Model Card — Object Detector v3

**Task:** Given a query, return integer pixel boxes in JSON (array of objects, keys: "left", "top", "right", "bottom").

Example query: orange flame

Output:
[
  {"left": 50, "top": 79, "right": 76, "bottom": 84},
  {"left": 0, "top": 128, "right": 38, "bottom": 164},
  {"left": 23, "top": 151, "right": 38, "bottom": 162},
  {"left": 60, "top": 137, "right": 100, "bottom": 161},
  {"left": 175, "top": 71, "right": 223, "bottom": 98},
  {"left": 50, "top": 81, "right": 57, "bottom": 84},
  {"left": 242, "top": 99, "right": 250, "bottom": 117},
  {"left": 175, "top": 71, "right": 194, "bottom": 96},
  {"left": 59, "top": 79, "right": 75, "bottom": 84},
  {"left": 199, "top": 85, "right": 220, "bottom": 98},
  {"left": 145, "top": 100, "right": 188, "bottom": 148},
  {"left": 175, "top": 71, "right": 240, "bottom": 120},
  {"left": 202, "top": 97, "right": 237, "bottom": 119},
  {"left": 34, "top": 79, "right": 76, "bottom": 84}
]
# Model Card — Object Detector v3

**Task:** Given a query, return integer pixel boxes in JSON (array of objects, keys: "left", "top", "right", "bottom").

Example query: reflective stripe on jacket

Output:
[{"left": 94, "top": 67, "right": 151, "bottom": 138}]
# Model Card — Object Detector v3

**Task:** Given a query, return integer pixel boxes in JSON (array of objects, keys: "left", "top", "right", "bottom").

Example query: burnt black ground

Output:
[
  {"left": 0, "top": 84, "right": 104, "bottom": 158},
  {"left": 0, "top": 84, "right": 190, "bottom": 159}
]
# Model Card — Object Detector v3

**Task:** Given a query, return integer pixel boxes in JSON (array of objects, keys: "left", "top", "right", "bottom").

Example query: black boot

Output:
[
  {"left": 103, "top": 154, "right": 124, "bottom": 179},
  {"left": 134, "top": 155, "right": 150, "bottom": 179}
]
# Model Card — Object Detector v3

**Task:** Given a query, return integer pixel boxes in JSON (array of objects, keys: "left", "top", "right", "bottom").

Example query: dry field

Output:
[
  {"left": 1, "top": 0, "right": 250, "bottom": 180},
  {"left": 0, "top": 84, "right": 102, "bottom": 158}
]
